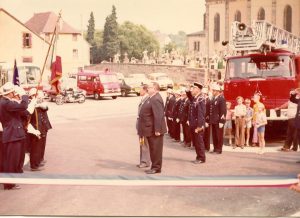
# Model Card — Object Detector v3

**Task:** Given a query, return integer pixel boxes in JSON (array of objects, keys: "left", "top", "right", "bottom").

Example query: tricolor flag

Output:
[
  {"left": 13, "top": 59, "right": 20, "bottom": 86},
  {"left": 50, "top": 56, "right": 62, "bottom": 94}
]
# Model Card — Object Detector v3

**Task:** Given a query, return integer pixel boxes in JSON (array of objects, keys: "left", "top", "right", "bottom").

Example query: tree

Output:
[
  {"left": 164, "top": 42, "right": 177, "bottom": 53},
  {"left": 86, "top": 12, "right": 95, "bottom": 43},
  {"left": 101, "top": 5, "right": 119, "bottom": 61},
  {"left": 118, "top": 21, "right": 160, "bottom": 60}
]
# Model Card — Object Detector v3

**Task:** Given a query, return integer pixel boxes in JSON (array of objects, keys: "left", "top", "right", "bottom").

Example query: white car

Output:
[
  {"left": 127, "top": 73, "right": 151, "bottom": 86},
  {"left": 148, "top": 73, "right": 174, "bottom": 90}
]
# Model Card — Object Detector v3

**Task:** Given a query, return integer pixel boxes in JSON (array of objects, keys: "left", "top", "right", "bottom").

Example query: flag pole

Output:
[{"left": 36, "top": 10, "right": 62, "bottom": 94}]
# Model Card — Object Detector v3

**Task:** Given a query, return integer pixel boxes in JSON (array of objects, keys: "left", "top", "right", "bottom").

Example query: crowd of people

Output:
[
  {"left": 136, "top": 81, "right": 300, "bottom": 174},
  {"left": 0, "top": 82, "right": 52, "bottom": 190}
]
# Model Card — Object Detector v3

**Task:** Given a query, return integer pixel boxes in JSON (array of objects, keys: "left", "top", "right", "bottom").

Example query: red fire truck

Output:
[{"left": 223, "top": 20, "right": 300, "bottom": 123}]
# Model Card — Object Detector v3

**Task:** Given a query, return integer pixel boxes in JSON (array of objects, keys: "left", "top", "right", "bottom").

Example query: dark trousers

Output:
[
  {"left": 139, "top": 137, "right": 151, "bottom": 165},
  {"left": 147, "top": 134, "right": 163, "bottom": 171},
  {"left": 204, "top": 125, "right": 210, "bottom": 151},
  {"left": 166, "top": 117, "right": 173, "bottom": 136},
  {"left": 0, "top": 132, "right": 3, "bottom": 173},
  {"left": 2, "top": 140, "right": 25, "bottom": 189},
  {"left": 182, "top": 122, "right": 191, "bottom": 144},
  {"left": 173, "top": 120, "right": 180, "bottom": 141},
  {"left": 285, "top": 119, "right": 298, "bottom": 151},
  {"left": 211, "top": 124, "right": 224, "bottom": 153},
  {"left": 190, "top": 127, "right": 206, "bottom": 161},
  {"left": 28, "top": 134, "right": 41, "bottom": 169},
  {"left": 40, "top": 134, "right": 47, "bottom": 162}
]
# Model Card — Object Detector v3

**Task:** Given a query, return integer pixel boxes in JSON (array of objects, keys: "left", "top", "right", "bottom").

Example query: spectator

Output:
[
  {"left": 244, "top": 99, "right": 253, "bottom": 147},
  {"left": 252, "top": 93, "right": 265, "bottom": 147},
  {"left": 224, "top": 101, "right": 233, "bottom": 146},
  {"left": 256, "top": 104, "right": 268, "bottom": 154},
  {"left": 234, "top": 96, "right": 247, "bottom": 149}
]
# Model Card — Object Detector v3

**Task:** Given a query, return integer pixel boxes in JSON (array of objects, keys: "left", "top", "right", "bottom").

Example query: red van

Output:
[{"left": 77, "top": 69, "right": 121, "bottom": 100}]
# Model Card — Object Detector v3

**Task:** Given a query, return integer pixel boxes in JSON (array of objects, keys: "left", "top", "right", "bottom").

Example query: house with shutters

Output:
[
  {"left": 25, "top": 11, "right": 90, "bottom": 75},
  {"left": 0, "top": 8, "right": 49, "bottom": 70}
]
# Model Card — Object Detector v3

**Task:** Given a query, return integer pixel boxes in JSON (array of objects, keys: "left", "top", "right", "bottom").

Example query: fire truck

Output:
[{"left": 223, "top": 20, "right": 300, "bottom": 124}]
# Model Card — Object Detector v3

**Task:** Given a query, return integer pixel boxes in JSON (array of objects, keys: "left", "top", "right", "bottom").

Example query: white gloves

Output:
[
  {"left": 219, "top": 123, "right": 224, "bottom": 128},
  {"left": 205, "top": 122, "right": 209, "bottom": 128},
  {"left": 187, "top": 121, "right": 189, "bottom": 126},
  {"left": 176, "top": 118, "right": 180, "bottom": 123},
  {"left": 36, "top": 102, "right": 48, "bottom": 110},
  {"left": 27, "top": 124, "right": 41, "bottom": 137},
  {"left": 27, "top": 98, "right": 37, "bottom": 114},
  {"left": 14, "top": 86, "right": 26, "bottom": 97},
  {"left": 168, "top": 117, "right": 173, "bottom": 121}
]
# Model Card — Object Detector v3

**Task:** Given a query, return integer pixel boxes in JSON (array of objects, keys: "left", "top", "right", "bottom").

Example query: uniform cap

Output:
[
  {"left": 1, "top": 82, "right": 15, "bottom": 95},
  {"left": 202, "top": 87, "right": 208, "bottom": 94},
  {"left": 28, "top": 88, "right": 37, "bottom": 96},
  {"left": 193, "top": 82, "right": 203, "bottom": 89},
  {"left": 211, "top": 83, "right": 221, "bottom": 91},
  {"left": 166, "top": 88, "right": 173, "bottom": 94}
]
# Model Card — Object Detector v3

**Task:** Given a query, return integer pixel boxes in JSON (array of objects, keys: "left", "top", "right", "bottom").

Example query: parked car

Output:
[
  {"left": 119, "top": 78, "right": 141, "bottom": 97},
  {"left": 148, "top": 73, "right": 174, "bottom": 90},
  {"left": 77, "top": 69, "right": 121, "bottom": 100},
  {"left": 127, "top": 73, "right": 151, "bottom": 86},
  {"left": 116, "top": 72, "right": 125, "bottom": 81}
]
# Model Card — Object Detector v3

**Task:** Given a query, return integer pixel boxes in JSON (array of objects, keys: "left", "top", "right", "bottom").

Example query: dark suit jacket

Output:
[
  {"left": 178, "top": 98, "right": 190, "bottom": 123},
  {"left": 290, "top": 94, "right": 300, "bottom": 129},
  {"left": 30, "top": 107, "right": 52, "bottom": 136},
  {"left": 138, "top": 92, "right": 167, "bottom": 137},
  {"left": 209, "top": 94, "right": 227, "bottom": 125},
  {"left": 172, "top": 99, "right": 182, "bottom": 119},
  {"left": 0, "top": 96, "right": 29, "bottom": 143}
]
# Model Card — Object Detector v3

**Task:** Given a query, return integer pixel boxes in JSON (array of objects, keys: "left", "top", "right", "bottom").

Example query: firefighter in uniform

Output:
[
  {"left": 203, "top": 87, "right": 211, "bottom": 151},
  {"left": 171, "top": 90, "right": 182, "bottom": 142},
  {"left": 186, "top": 82, "right": 206, "bottom": 164},
  {"left": 164, "top": 88, "right": 175, "bottom": 137},
  {"left": 209, "top": 83, "right": 227, "bottom": 154},
  {"left": 0, "top": 82, "right": 29, "bottom": 190},
  {"left": 178, "top": 89, "right": 191, "bottom": 147}
]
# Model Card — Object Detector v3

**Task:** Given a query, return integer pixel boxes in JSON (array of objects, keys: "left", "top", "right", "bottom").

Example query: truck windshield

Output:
[
  {"left": 7, "top": 66, "right": 41, "bottom": 85},
  {"left": 99, "top": 74, "right": 118, "bottom": 83},
  {"left": 226, "top": 55, "right": 293, "bottom": 79}
]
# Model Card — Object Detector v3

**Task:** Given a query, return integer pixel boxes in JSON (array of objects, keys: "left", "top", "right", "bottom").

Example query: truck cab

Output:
[{"left": 77, "top": 69, "right": 121, "bottom": 100}]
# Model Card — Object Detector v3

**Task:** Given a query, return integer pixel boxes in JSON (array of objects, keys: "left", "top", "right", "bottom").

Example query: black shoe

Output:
[
  {"left": 4, "top": 184, "right": 20, "bottom": 190},
  {"left": 192, "top": 160, "right": 205, "bottom": 164},
  {"left": 31, "top": 167, "right": 44, "bottom": 171},
  {"left": 241, "top": 146, "right": 244, "bottom": 149},
  {"left": 136, "top": 163, "right": 150, "bottom": 168},
  {"left": 145, "top": 169, "right": 161, "bottom": 174}
]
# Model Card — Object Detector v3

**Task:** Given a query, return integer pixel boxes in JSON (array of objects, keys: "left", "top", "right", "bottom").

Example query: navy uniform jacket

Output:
[
  {"left": 186, "top": 91, "right": 206, "bottom": 129},
  {"left": 290, "top": 94, "right": 300, "bottom": 129},
  {"left": 209, "top": 94, "right": 227, "bottom": 125},
  {"left": 30, "top": 107, "right": 52, "bottom": 136},
  {"left": 138, "top": 93, "right": 167, "bottom": 137},
  {"left": 0, "top": 96, "right": 29, "bottom": 143},
  {"left": 178, "top": 98, "right": 190, "bottom": 123},
  {"left": 205, "top": 97, "right": 211, "bottom": 124},
  {"left": 172, "top": 98, "right": 182, "bottom": 119},
  {"left": 165, "top": 95, "right": 175, "bottom": 118}
]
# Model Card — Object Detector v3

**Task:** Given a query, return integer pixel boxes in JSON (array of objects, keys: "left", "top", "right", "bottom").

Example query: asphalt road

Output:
[{"left": 0, "top": 93, "right": 299, "bottom": 216}]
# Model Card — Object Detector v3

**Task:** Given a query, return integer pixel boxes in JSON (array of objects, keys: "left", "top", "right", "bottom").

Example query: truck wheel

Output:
[
  {"left": 112, "top": 96, "right": 117, "bottom": 100},
  {"left": 94, "top": 93, "right": 100, "bottom": 100},
  {"left": 78, "top": 94, "right": 86, "bottom": 104}
]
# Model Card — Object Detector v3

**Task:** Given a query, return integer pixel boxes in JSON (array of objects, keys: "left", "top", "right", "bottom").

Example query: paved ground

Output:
[{"left": 0, "top": 93, "right": 299, "bottom": 216}]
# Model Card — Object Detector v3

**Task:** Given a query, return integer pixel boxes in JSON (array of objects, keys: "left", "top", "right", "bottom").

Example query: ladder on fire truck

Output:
[{"left": 229, "top": 20, "right": 300, "bottom": 53}]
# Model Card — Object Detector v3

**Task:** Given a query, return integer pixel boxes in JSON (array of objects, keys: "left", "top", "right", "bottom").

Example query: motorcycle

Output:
[{"left": 55, "top": 88, "right": 86, "bottom": 105}]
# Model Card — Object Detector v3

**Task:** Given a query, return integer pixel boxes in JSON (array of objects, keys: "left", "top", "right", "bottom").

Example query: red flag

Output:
[{"left": 50, "top": 56, "right": 62, "bottom": 94}]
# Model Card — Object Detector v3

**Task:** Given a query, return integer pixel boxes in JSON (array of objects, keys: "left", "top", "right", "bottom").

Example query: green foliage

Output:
[
  {"left": 118, "top": 21, "right": 160, "bottom": 60},
  {"left": 164, "top": 42, "right": 177, "bottom": 53},
  {"left": 168, "top": 31, "right": 188, "bottom": 55},
  {"left": 86, "top": 12, "right": 95, "bottom": 43},
  {"left": 101, "top": 5, "right": 119, "bottom": 61}
]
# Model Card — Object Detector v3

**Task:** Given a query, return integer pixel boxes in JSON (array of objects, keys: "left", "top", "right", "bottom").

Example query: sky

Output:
[{"left": 0, "top": 0, "right": 205, "bottom": 34}]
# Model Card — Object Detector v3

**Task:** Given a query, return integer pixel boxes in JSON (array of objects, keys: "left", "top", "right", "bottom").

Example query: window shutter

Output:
[
  {"left": 29, "top": 34, "right": 32, "bottom": 48},
  {"left": 22, "top": 33, "right": 26, "bottom": 48}
]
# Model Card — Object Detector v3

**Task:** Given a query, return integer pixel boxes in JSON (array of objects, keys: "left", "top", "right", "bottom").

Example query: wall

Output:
[
  {"left": 187, "top": 34, "right": 207, "bottom": 58},
  {"left": 0, "top": 10, "right": 48, "bottom": 68},
  {"left": 85, "top": 63, "right": 207, "bottom": 85}
]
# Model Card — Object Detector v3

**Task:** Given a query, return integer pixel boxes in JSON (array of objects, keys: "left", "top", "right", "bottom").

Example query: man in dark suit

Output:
[
  {"left": 203, "top": 88, "right": 211, "bottom": 151},
  {"left": 209, "top": 83, "right": 227, "bottom": 154},
  {"left": 186, "top": 82, "right": 206, "bottom": 164},
  {"left": 164, "top": 89, "right": 175, "bottom": 137},
  {"left": 138, "top": 82, "right": 167, "bottom": 174},
  {"left": 136, "top": 84, "right": 151, "bottom": 168},
  {"left": 178, "top": 89, "right": 191, "bottom": 147},
  {"left": 0, "top": 82, "right": 29, "bottom": 190}
]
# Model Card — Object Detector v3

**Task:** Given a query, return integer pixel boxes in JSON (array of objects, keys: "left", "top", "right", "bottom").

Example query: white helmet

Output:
[
  {"left": 1, "top": 82, "right": 15, "bottom": 95},
  {"left": 28, "top": 88, "right": 37, "bottom": 97}
]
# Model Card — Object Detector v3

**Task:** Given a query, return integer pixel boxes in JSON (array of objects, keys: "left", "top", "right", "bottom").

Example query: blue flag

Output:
[{"left": 13, "top": 59, "right": 20, "bottom": 86}]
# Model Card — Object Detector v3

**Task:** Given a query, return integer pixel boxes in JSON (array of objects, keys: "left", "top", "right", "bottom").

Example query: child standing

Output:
[
  {"left": 224, "top": 102, "right": 233, "bottom": 146},
  {"left": 234, "top": 96, "right": 247, "bottom": 149},
  {"left": 245, "top": 99, "right": 253, "bottom": 146},
  {"left": 252, "top": 93, "right": 265, "bottom": 147},
  {"left": 256, "top": 104, "right": 268, "bottom": 154}
]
